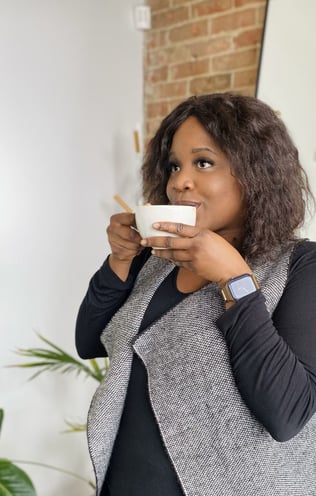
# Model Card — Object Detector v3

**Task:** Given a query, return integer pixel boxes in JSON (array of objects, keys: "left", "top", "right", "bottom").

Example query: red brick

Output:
[
  {"left": 192, "top": 0, "right": 233, "bottom": 17},
  {"left": 235, "top": 0, "right": 266, "bottom": 6},
  {"left": 188, "top": 36, "right": 232, "bottom": 58},
  {"left": 144, "top": 0, "right": 267, "bottom": 145},
  {"left": 152, "top": 6, "right": 189, "bottom": 29},
  {"left": 146, "top": 31, "right": 168, "bottom": 49},
  {"left": 169, "top": 20, "right": 209, "bottom": 42},
  {"left": 233, "top": 86, "right": 256, "bottom": 96},
  {"left": 146, "top": 0, "right": 171, "bottom": 10},
  {"left": 146, "top": 101, "right": 169, "bottom": 119},
  {"left": 171, "top": 0, "right": 193, "bottom": 5},
  {"left": 170, "top": 59, "right": 210, "bottom": 80},
  {"left": 257, "top": 4, "right": 268, "bottom": 23},
  {"left": 145, "top": 118, "right": 164, "bottom": 141},
  {"left": 145, "top": 66, "right": 168, "bottom": 84},
  {"left": 234, "top": 27, "right": 263, "bottom": 47},
  {"left": 233, "top": 68, "right": 258, "bottom": 86},
  {"left": 167, "top": 98, "right": 187, "bottom": 112},
  {"left": 146, "top": 48, "right": 169, "bottom": 67},
  {"left": 165, "top": 44, "right": 191, "bottom": 64},
  {"left": 146, "top": 44, "right": 192, "bottom": 67},
  {"left": 190, "top": 73, "right": 231, "bottom": 94},
  {"left": 213, "top": 47, "right": 257, "bottom": 71},
  {"left": 159, "top": 81, "right": 188, "bottom": 98},
  {"left": 145, "top": 82, "right": 162, "bottom": 101},
  {"left": 212, "top": 9, "right": 256, "bottom": 34}
]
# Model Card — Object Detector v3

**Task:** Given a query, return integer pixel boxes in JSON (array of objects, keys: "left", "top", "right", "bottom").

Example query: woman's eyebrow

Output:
[
  {"left": 192, "top": 147, "right": 217, "bottom": 155},
  {"left": 169, "top": 146, "right": 217, "bottom": 158}
]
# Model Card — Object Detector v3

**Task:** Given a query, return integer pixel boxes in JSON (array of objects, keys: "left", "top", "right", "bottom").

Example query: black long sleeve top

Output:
[{"left": 75, "top": 240, "right": 316, "bottom": 496}]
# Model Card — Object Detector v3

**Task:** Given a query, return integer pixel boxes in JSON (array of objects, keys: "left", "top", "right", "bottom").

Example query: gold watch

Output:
[{"left": 221, "top": 273, "right": 259, "bottom": 303}]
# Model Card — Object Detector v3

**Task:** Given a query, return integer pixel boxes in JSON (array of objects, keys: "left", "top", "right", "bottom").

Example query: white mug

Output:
[{"left": 134, "top": 204, "right": 196, "bottom": 239}]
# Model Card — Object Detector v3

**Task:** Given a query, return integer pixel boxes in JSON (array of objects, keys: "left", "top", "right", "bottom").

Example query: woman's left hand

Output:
[{"left": 140, "top": 221, "right": 252, "bottom": 286}]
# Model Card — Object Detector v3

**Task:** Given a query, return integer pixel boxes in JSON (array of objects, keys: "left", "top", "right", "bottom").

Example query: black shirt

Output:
[{"left": 75, "top": 240, "right": 316, "bottom": 496}]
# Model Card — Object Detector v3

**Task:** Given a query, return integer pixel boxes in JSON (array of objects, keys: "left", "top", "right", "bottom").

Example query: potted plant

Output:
[
  {"left": 0, "top": 408, "right": 36, "bottom": 496},
  {"left": 2, "top": 333, "right": 109, "bottom": 494}
]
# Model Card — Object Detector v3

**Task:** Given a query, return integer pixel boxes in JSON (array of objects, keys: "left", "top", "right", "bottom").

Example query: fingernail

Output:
[
  {"left": 152, "top": 222, "right": 160, "bottom": 228},
  {"left": 140, "top": 239, "right": 147, "bottom": 246}
]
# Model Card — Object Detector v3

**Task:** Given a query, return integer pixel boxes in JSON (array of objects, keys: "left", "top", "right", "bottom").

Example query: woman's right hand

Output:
[{"left": 107, "top": 212, "right": 143, "bottom": 281}]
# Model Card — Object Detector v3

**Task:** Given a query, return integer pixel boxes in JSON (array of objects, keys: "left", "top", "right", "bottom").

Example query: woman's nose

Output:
[{"left": 171, "top": 169, "right": 194, "bottom": 191}]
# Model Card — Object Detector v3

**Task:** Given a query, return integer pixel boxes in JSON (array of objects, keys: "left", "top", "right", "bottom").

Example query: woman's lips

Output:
[{"left": 173, "top": 201, "right": 201, "bottom": 208}]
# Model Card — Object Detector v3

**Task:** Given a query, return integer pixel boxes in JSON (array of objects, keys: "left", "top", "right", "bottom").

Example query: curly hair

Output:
[{"left": 141, "top": 92, "right": 314, "bottom": 261}]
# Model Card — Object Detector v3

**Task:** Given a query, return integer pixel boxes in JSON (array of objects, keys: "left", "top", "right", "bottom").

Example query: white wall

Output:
[
  {"left": 256, "top": 0, "right": 316, "bottom": 239},
  {"left": 0, "top": 1, "right": 144, "bottom": 494}
]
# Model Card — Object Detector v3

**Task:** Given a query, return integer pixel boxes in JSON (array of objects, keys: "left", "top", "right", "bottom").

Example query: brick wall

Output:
[{"left": 144, "top": 0, "right": 268, "bottom": 140}]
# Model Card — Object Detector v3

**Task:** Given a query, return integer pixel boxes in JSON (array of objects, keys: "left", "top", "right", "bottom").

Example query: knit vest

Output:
[{"left": 87, "top": 248, "right": 316, "bottom": 495}]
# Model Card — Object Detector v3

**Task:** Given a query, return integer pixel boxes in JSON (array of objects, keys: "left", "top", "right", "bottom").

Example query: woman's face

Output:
[{"left": 166, "top": 116, "right": 245, "bottom": 242}]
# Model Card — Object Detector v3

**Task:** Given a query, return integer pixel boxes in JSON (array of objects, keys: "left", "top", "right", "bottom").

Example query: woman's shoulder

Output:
[{"left": 290, "top": 238, "right": 316, "bottom": 269}]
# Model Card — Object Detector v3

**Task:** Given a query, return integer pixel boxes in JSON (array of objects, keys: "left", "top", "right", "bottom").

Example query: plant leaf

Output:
[
  {"left": 62, "top": 419, "right": 87, "bottom": 433},
  {"left": 88, "top": 358, "right": 109, "bottom": 382},
  {"left": 11, "top": 460, "right": 95, "bottom": 489},
  {"left": 8, "top": 333, "right": 107, "bottom": 383},
  {"left": 0, "top": 459, "right": 36, "bottom": 496}
]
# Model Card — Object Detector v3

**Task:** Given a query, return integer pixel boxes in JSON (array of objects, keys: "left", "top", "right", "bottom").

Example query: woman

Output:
[{"left": 75, "top": 93, "right": 316, "bottom": 496}]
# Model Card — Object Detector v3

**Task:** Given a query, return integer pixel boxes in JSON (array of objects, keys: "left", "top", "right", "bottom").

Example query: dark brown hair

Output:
[{"left": 142, "top": 92, "right": 314, "bottom": 260}]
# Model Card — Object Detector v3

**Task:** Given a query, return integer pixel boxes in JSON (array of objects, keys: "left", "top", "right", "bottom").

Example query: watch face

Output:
[{"left": 229, "top": 275, "right": 257, "bottom": 299}]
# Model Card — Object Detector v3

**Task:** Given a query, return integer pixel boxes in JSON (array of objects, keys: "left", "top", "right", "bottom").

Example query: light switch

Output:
[{"left": 134, "top": 5, "right": 151, "bottom": 30}]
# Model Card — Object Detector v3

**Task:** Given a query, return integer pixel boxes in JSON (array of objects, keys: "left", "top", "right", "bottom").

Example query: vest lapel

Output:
[{"left": 87, "top": 257, "right": 175, "bottom": 494}]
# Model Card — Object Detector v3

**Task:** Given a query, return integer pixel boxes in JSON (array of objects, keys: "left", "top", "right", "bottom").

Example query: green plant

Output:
[
  {"left": 2, "top": 333, "right": 109, "bottom": 494},
  {"left": 11, "top": 333, "right": 108, "bottom": 383},
  {"left": 0, "top": 408, "right": 36, "bottom": 496},
  {"left": 0, "top": 419, "right": 95, "bottom": 496},
  {"left": 9, "top": 333, "right": 109, "bottom": 433}
]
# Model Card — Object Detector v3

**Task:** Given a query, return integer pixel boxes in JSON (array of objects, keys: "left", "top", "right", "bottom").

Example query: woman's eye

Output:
[
  {"left": 167, "top": 162, "right": 180, "bottom": 173},
  {"left": 196, "top": 159, "right": 214, "bottom": 169}
]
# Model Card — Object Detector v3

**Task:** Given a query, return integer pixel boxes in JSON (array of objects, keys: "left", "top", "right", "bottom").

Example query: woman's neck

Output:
[{"left": 176, "top": 267, "right": 209, "bottom": 293}]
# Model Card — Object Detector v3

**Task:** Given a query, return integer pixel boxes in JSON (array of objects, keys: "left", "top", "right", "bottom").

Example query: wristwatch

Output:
[{"left": 221, "top": 273, "right": 259, "bottom": 303}]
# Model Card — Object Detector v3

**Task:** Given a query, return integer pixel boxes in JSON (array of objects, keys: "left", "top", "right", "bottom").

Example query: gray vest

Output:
[{"left": 87, "top": 249, "right": 316, "bottom": 495}]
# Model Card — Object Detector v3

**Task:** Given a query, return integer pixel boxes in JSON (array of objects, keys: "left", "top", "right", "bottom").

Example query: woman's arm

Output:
[
  {"left": 217, "top": 241, "right": 316, "bottom": 442},
  {"left": 75, "top": 250, "right": 150, "bottom": 359}
]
